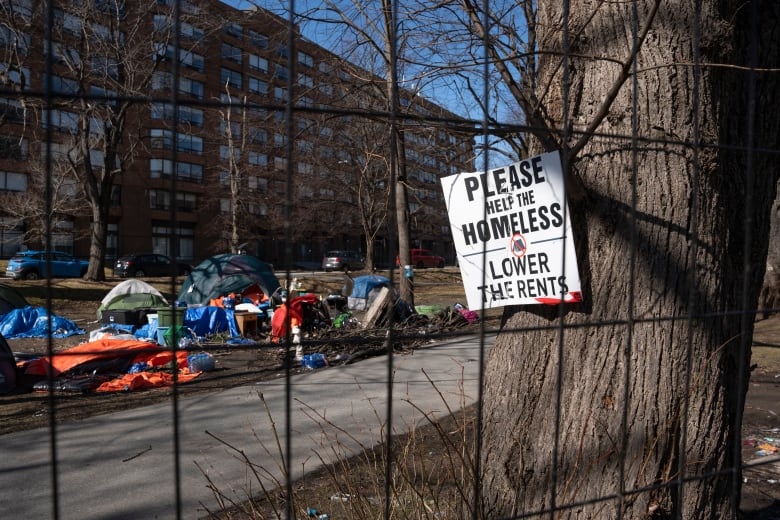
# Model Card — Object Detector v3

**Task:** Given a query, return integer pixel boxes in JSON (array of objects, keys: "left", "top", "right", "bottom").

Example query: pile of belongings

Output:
[
  {"left": 18, "top": 337, "right": 214, "bottom": 394},
  {"left": 270, "top": 293, "right": 331, "bottom": 342},
  {"left": 93, "top": 255, "right": 282, "bottom": 343}
]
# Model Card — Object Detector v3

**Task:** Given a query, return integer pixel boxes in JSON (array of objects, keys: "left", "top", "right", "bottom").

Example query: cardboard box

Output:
[{"left": 234, "top": 311, "right": 258, "bottom": 336}]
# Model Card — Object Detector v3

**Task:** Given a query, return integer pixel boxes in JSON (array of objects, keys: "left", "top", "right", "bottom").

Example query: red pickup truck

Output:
[{"left": 397, "top": 248, "right": 446, "bottom": 268}]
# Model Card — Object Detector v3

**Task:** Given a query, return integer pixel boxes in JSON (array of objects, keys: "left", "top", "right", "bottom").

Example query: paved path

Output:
[{"left": 0, "top": 333, "right": 494, "bottom": 519}]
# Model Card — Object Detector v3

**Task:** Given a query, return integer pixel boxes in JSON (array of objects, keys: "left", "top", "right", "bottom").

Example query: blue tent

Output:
[
  {"left": 348, "top": 274, "right": 391, "bottom": 310},
  {"left": 350, "top": 274, "right": 390, "bottom": 299}
]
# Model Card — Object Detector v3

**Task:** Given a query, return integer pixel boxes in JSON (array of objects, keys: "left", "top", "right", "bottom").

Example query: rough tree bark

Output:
[
  {"left": 758, "top": 182, "right": 780, "bottom": 318},
  {"left": 479, "top": 1, "right": 779, "bottom": 518}
]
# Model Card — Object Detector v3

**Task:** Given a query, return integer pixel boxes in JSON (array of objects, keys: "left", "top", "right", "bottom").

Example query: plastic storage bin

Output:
[{"left": 156, "top": 307, "right": 185, "bottom": 328}]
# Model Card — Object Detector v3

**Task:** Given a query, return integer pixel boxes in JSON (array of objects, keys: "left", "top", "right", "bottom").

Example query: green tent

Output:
[
  {"left": 97, "top": 279, "right": 169, "bottom": 320},
  {"left": 177, "top": 254, "right": 280, "bottom": 306}
]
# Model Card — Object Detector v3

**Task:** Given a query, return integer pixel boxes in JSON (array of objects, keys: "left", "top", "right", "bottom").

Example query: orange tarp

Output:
[
  {"left": 23, "top": 338, "right": 202, "bottom": 393},
  {"left": 25, "top": 338, "right": 161, "bottom": 377}
]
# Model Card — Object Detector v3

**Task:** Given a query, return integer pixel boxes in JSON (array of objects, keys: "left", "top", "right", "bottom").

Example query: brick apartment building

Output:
[{"left": 0, "top": 0, "right": 473, "bottom": 268}]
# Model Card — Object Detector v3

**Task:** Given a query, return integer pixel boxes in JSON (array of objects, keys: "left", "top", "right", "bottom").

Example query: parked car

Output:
[
  {"left": 5, "top": 250, "right": 89, "bottom": 280},
  {"left": 397, "top": 248, "right": 446, "bottom": 269},
  {"left": 321, "top": 250, "right": 365, "bottom": 272},
  {"left": 113, "top": 253, "right": 192, "bottom": 278}
]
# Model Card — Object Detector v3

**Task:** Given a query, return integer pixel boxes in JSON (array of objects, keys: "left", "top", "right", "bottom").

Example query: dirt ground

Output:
[
  {"left": 0, "top": 270, "right": 483, "bottom": 435},
  {"left": 1, "top": 272, "right": 778, "bottom": 517}
]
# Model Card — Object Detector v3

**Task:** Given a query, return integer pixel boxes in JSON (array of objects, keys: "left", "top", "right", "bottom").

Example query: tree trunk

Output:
[
  {"left": 480, "top": 1, "right": 779, "bottom": 518},
  {"left": 86, "top": 205, "right": 107, "bottom": 281},
  {"left": 758, "top": 182, "right": 780, "bottom": 318}
]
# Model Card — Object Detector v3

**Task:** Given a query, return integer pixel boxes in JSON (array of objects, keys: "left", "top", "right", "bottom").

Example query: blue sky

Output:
[{"left": 220, "top": 0, "right": 515, "bottom": 169}]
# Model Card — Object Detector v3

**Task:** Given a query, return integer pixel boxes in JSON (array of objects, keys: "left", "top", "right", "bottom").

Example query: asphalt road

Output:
[{"left": 0, "top": 333, "right": 494, "bottom": 519}]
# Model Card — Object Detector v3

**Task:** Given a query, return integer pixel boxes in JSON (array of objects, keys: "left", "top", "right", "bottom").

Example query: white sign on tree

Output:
[{"left": 440, "top": 151, "right": 582, "bottom": 310}]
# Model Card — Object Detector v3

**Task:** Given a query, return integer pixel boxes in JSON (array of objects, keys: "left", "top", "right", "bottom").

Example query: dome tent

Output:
[
  {"left": 177, "top": 254, "right": 280, "bottom": 306},
  {"left": 97, "top": 279, "right": 169, "bottom": 321}
]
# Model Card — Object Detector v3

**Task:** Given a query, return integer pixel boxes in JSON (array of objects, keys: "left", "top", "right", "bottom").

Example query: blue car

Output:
[{"left": 5, "top": 250, "right": 89, "bottom": 280}]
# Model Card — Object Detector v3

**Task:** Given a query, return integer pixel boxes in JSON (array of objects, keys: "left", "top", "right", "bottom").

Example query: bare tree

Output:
[
  {"left": 0, "top": 152, "right": 89, "bottom": 246},
  {"left": 435, "top": 0, "right": 780, "bottom": 517},
  {"left": 211, "top": 89, "right": 253, "bottom": 255},
  {"left": 0, "top": 1, "right": 195, "bottom": 280},
  {"left": 316, "top": 100, "right": 392, "bottom": 271}
]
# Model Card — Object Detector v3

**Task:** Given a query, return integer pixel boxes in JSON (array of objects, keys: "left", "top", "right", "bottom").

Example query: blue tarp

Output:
[
  {"left": 350, "top": 274, "right": 391, "bottom": 299},
  {"left": 134, "top": 306, "right": 240, "bottom": 341},
  {"left": 0, "top": 306, "right": 85, "bottom": 339}
]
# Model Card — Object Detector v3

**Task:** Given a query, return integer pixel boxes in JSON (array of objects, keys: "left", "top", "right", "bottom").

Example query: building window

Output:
[
  {"left": 106, "top": 223, "right": 118, "bottom": 260},
  {"left": 149, "top": 159, "right": 203, "bottom": 183},
  {"left": 0, "top": 27, "right": 30, "bottom": 54},
  {"left": 152, "top": 221, "right": 195, "bottom": 261},
  {"left": 6, "top": 0, "right": 32, "bottom": 19},
  {"left": 43, "top": 109, "right": 78, "bottom": 133},
  {"left": 150, "top": 129, "right": 203, "bottom": 155},
  {"left": 298, "top": 185, "right": 313, "bottom": 199},
  {"left": 221, "top": 43, "right": 242, "bottom": 63},
  {"left": 149, "top": 190, "right": 197, "bottom": 212},
  {"left": 297, "top": 73, "right": 313, "bottom": 88},
  {"left": 220, "top": 120, "right": 241, "bottom": 139},
  {"left": 248, "top": 128, "right": 267, "bottom": 144},
  {"left": 298, "top": 162, "right": 313, "bottom": 175},
  {"left": 54, "top": 9, "right": 83, "bottom": 34},
  {"left": 298, "top": 51, "right": 313, "bottom": 68},
  {"left": 0, "top": 98, "right": 25, "bottom": 124},
  {"left": 248, "top": 151, "right": 267, "bottom": 165},
  {"left": 219, "top": 145, "right": 240, "bottom": 161},
  {"left": 45, "top": 74, "right": 78, "bottom": 95},
  {"left": 151, "top": 103, "right": 204, "bottom": 127},
  {"left": 149, "top": 189, "right": 170, "bottom": 210},
  {"left": 249, "top": 54, "right": 268, "bottom": 73},
  {"left": 0, "top": 64, "right": 29, "bottom": 90},
  {"left": 181, "top": 77, "right": 204, "bottom": 98},
  {"left": 153, "top": 15, "right": 204, "bottom": 41},
  {"left": 179, "top": 21, "right": 205, "bottom": 41},
  {"left": 275, "top": 64, "right": 289, "bottom": 80},
  {"left": 44, "top": 41, "right": 80, "bottom": 66},
  {"left": 248, "top": 77, "right": 267, "bottom": 95},
  {"left": 90, "top": 86, "right": 118, "bottom": 107},
  {"left": 246, "top": 202, "right": 265, "bottom": 216},
  {"left": 110, "top": 185, "right": 121, "bottom": 205},
  {"left": 153, "top": 43, "right": 204, "bottom": 72},
  {"left": 247, "top": 175, "right": 257, "bottom": 190},
  {"left": 249, "top": 30, "right": 268, "bottom": 48},
  {"left": 92, "top": 56, "right": 119, "bottom": 79},
  {"left": 0, "top": 171, "right": 27, "bottom": 192},
  {"left": 274, "top": 133, "right": 287, "bottom": 147},
  {"left": 223, "top": 22, "right": 243, "bottom": 39},
  {"left": 220, "top": 67, "right": 243, "bottom": 89},
  {"left": 175, "top": 192, "right": 197, "bottom": 212}
]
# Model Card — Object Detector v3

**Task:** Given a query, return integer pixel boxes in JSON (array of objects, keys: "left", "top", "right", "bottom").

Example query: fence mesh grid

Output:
[{"left": 0, "top": 0, "right": 778, "bottom": 518}]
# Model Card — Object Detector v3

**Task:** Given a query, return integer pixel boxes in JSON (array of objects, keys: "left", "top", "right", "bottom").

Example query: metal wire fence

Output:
[{"left": 0, "top": 0, "right": 779, "bottom": 519}]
